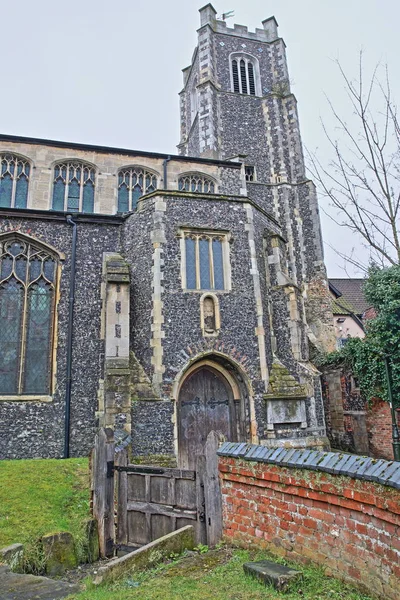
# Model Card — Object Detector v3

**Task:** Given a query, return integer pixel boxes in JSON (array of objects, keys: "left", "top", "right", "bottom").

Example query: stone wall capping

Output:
[{"left": 217, "top": 441, "right": 400, "bottom": 489}]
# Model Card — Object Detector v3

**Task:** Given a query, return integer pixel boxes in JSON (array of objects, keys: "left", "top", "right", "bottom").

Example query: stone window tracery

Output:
[
  {"left": 230, "top": 54, "right": 260, "bottom": 96},
  {"left": 0, "top": 154, "right": 30, "bottom": 209},
  {"left": 178, "top": 173, "right": 215, "bottom": 194},
  {"left": 117, "top": 167, "right": 158, "bottom": 212},
  {"left": 52, "top": 161, "right": 95, "bottom": 213},
  {"left": 181, "top": 231, "right": 230, "bottom": 291},
  {"left": 0, "top": 235, "right": 58, "bottom": 396}
]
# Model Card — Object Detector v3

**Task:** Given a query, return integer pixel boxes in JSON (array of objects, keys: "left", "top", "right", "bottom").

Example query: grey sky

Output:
[{"left": 1, "top": 0, "right": 399, "bottom": 277}]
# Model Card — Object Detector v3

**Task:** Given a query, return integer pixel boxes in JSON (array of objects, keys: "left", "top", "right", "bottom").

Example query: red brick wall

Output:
[
  {"left": 220, "top": 456, "right": 400, "bottom": 600},
  {"left": 366, "top": 399, "right": 399, "bottom": 461}
]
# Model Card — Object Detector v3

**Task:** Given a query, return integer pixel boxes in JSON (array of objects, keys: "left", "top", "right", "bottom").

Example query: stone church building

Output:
[{"left": 0, "top": 5, "right": 335, "bottom": 464}]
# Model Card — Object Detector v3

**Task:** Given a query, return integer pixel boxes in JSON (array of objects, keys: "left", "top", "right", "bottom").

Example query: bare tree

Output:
[{"left": 308, "top": 55, "right": 400, "bottom": 272}]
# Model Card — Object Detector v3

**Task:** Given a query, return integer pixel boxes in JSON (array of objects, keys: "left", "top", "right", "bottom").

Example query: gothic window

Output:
[
  {"left": 0, "top": 236, "right": 58, "bottom": 396},
  {"left": 117, "top": 167, "right": 158, "bottom": 212},
  {"left": 52, "top": 161, "right": 95, "bottom": 213},
  {"left": 230, "top": 54, "right": 260, "bottom": 96},
  {"left": 182, "top": 231, "right": 229, "bottom": 291},
  {"left": 0, "top": 154, "right": 30, "bottom": 209},
  {"left": 178, "top": 173, "right": 215, "bottom": 194},
  {"left": 245, "top": 165, "right": 255, "bottom": 182}
]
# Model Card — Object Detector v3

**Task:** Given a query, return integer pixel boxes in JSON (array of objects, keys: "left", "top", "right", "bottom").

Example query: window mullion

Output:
[
  {"left": 79, "top": 168, "right": 84, "bottom": 212},
  {"left": 11, "top": 161, "right": 17, "bottom": 208},
  {"left": 209, "top": 238, "right": 214, "bottom": 289},
  {"left": 17, "top": 245, "right": 31, "bottom": 394},
  {"left": 195, "top": 236, "right": 200, "bottom": 290},
  {"left": 245, "top": 60, "right": 250, "bottom": 97},
  {"left": 64, "top": 165, "right": 69, "bottom": 211}
]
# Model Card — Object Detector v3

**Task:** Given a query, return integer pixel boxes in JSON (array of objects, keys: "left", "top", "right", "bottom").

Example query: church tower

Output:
[{"left": 178, "top": 4, "right": 336, "bottom": 354}]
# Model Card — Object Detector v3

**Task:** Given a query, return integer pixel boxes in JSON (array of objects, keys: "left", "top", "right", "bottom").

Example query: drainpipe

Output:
[
  {"left": 163, "top": 155, "right": 171, "bottom": 190},
  {"left": 64, "top": 215, "right": 77, "bottom": 459}
]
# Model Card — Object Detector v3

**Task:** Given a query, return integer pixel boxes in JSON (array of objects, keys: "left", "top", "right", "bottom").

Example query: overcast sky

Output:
[{"left": 1, "top": 0, "right": 398, "bottom": 277}]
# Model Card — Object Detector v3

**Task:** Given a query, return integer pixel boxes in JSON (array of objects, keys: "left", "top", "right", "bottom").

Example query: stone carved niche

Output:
[
  {"left": 200, "top": 293, "right": 220, "bottom": 337},
  {"left": 264, "top": 359, "right": 308, "bottom": 439}
]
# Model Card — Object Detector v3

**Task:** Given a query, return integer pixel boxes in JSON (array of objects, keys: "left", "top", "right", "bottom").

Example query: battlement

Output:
[{"left": 199, "top": 3, "right": 279, "bottom": 42}]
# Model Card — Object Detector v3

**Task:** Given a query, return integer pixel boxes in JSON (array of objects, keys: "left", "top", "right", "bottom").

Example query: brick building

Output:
[{"left": 0, "top": 5, "right": 335, "bottom": 462}]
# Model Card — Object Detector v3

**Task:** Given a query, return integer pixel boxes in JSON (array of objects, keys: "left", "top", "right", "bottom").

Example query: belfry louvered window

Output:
[
  {"left": 178, "top": 174, "right": 215, "bottom": 194},
  {"left": 183, "top": 231, "right": 228, "bottom": 291},
  {"left": 0, "top": 236, "right": 58, "bottom": 396},
  {"left": 52, "top": 162, "right": 95, "bottom": 213},
  {"left": 0, "top": 154, "right": 30, "bottom": 209},
  {"left": 118, "top": 167, "right": 158, "bottom": 212},
  {"left": 231, "top": 56, "right": 257, "bottom": 96}
]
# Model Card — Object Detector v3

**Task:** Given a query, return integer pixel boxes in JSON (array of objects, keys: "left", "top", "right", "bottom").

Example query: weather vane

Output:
[{"left": 220, "top": 10, "right": 234, "bottom": 21}]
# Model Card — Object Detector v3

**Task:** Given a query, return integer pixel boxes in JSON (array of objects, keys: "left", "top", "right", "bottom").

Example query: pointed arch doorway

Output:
[{"left": 177, "top": 361, "right": 247, "bottom": 469}]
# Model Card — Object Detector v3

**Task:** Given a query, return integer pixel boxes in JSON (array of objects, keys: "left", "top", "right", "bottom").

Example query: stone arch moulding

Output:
[
  {"left": 0, "top": 230, "right": 65, "bottom": 260},
  {"left": 170, "top": 351, "right": 258, "bottom": 459}
]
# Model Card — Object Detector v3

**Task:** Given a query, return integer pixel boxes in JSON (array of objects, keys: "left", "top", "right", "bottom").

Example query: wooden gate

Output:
[{"left": 92, "top": 428, "right": 222, "bottom": 557}]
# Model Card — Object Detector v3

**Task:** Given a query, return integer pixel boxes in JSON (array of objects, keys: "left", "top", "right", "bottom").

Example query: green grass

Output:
[
  {"left": 0, "top": 457, "right": 90, "bottom": 570},
  {"left": 68, "top": 548, "right": 374, "bottom": 600}
]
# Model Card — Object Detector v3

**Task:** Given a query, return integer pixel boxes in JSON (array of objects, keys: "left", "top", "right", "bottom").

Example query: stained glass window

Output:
[
  {"left": 117, "top": 167, "right": 158, "bottom": 212},
  {"left": 178, "top": 174, "right": 215, "bottom": 194},
  {"left": 230, "top": 55, "right": 258, "bottom": 96},
  {"left": 0, "top": 154, "right": 30, "bottom": 208},
  {"left": 0, "top": 236, "right": 57, "bottom": 395},
  {"left": 52, "top": 162, "right": 95, "bottom": 213},
  {"left": 183, "top": 232, "right": 228, "bottom": 291}
]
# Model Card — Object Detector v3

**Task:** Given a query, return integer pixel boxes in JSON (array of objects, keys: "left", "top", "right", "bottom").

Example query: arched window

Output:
[
  {"left": 178, "top": 173, "right": 215, "bottom": 194},
  {"left": 52, "top": 161, "right": 95, "bottom": 213},
  {"left": 117, "top": 167, "right": 158, "bottom": 212},
  {"left": 230, "top": 54, "right": 260, "bottom": 96},
  {"left": 0, "top": 235, "right": 58, "bottom": 395},
  {"left": 0, "top": 154, "right": 30, "bottom": 209}
]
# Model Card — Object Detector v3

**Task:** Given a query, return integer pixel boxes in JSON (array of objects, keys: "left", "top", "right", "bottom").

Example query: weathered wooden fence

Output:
[{"left": 91, "top": 428, "right": 222, "bottom": 557}]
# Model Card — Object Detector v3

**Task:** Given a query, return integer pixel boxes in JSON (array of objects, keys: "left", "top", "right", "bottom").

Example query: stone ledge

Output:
[
  {"left": 93, "top": 525, "right": 195, "bottom": 585},
  {"left": 217, "top": 442, "right": 400, "bottom": 490}
]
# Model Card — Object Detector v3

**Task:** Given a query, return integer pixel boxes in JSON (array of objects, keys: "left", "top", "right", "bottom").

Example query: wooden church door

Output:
[{"left": 178, "top": 366, "right": 238, "bottom": 470}]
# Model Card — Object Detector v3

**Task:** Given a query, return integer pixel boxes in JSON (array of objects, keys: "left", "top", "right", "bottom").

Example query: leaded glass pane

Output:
[
  {"left": 0, "top": 173, "right": 13, "bottom": 208},
  {"left": 248, "top": 62, "right": 256, "bottom": 95},
  {"left": 212, "top": 239, "right": 224, "bottom": 290},
  {"left": 0, "top": 256, "right": 13, "bottom": 279},
  {"left": 178, "top": 174, "right": 215, "bottom": 194},
  {"left": 15, "top": 175, "right": 28, "bottom": 208},
  {"left": 8, "top": 242, "right": 24, "bottom": 256},
  {"left": 118, "top": 184, "right": 129, "bottom": 212},
  {"left": 15, "top": 257, "right": 27, "bottom": 282},
  {"left": 44, "top": 259, "right": 55, "bottom": 283},
  {"left": 23, "top": 282, "right": 53, "bottom": 394},
  {"left": 82, "top": 180, "right": 94, "bottom": 213},
  {"left": 132, "top": 185, "right": 142, "bottom": 210},
  {"left": 199, "top": 238, "right": 211, "bottom": 289},
  {"left": 67, "top": 179, "right": 80, "bottom": 212},
  {"left": 52, "top": 179, "right": 65, "bottom": 211},
  {"left": 185, "top": 238, "right": 196, "bottom": 289},
  {"left": 29, "top": 258, "right": 42, "bottom": 282},
  {"left": 0, "top": 278, "right": 23, "bottom": 394}
]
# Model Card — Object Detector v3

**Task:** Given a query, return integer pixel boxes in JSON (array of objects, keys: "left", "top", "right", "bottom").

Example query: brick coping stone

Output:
[{"left": 218, "top": 442, "right": 400, "bottom": 489}]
